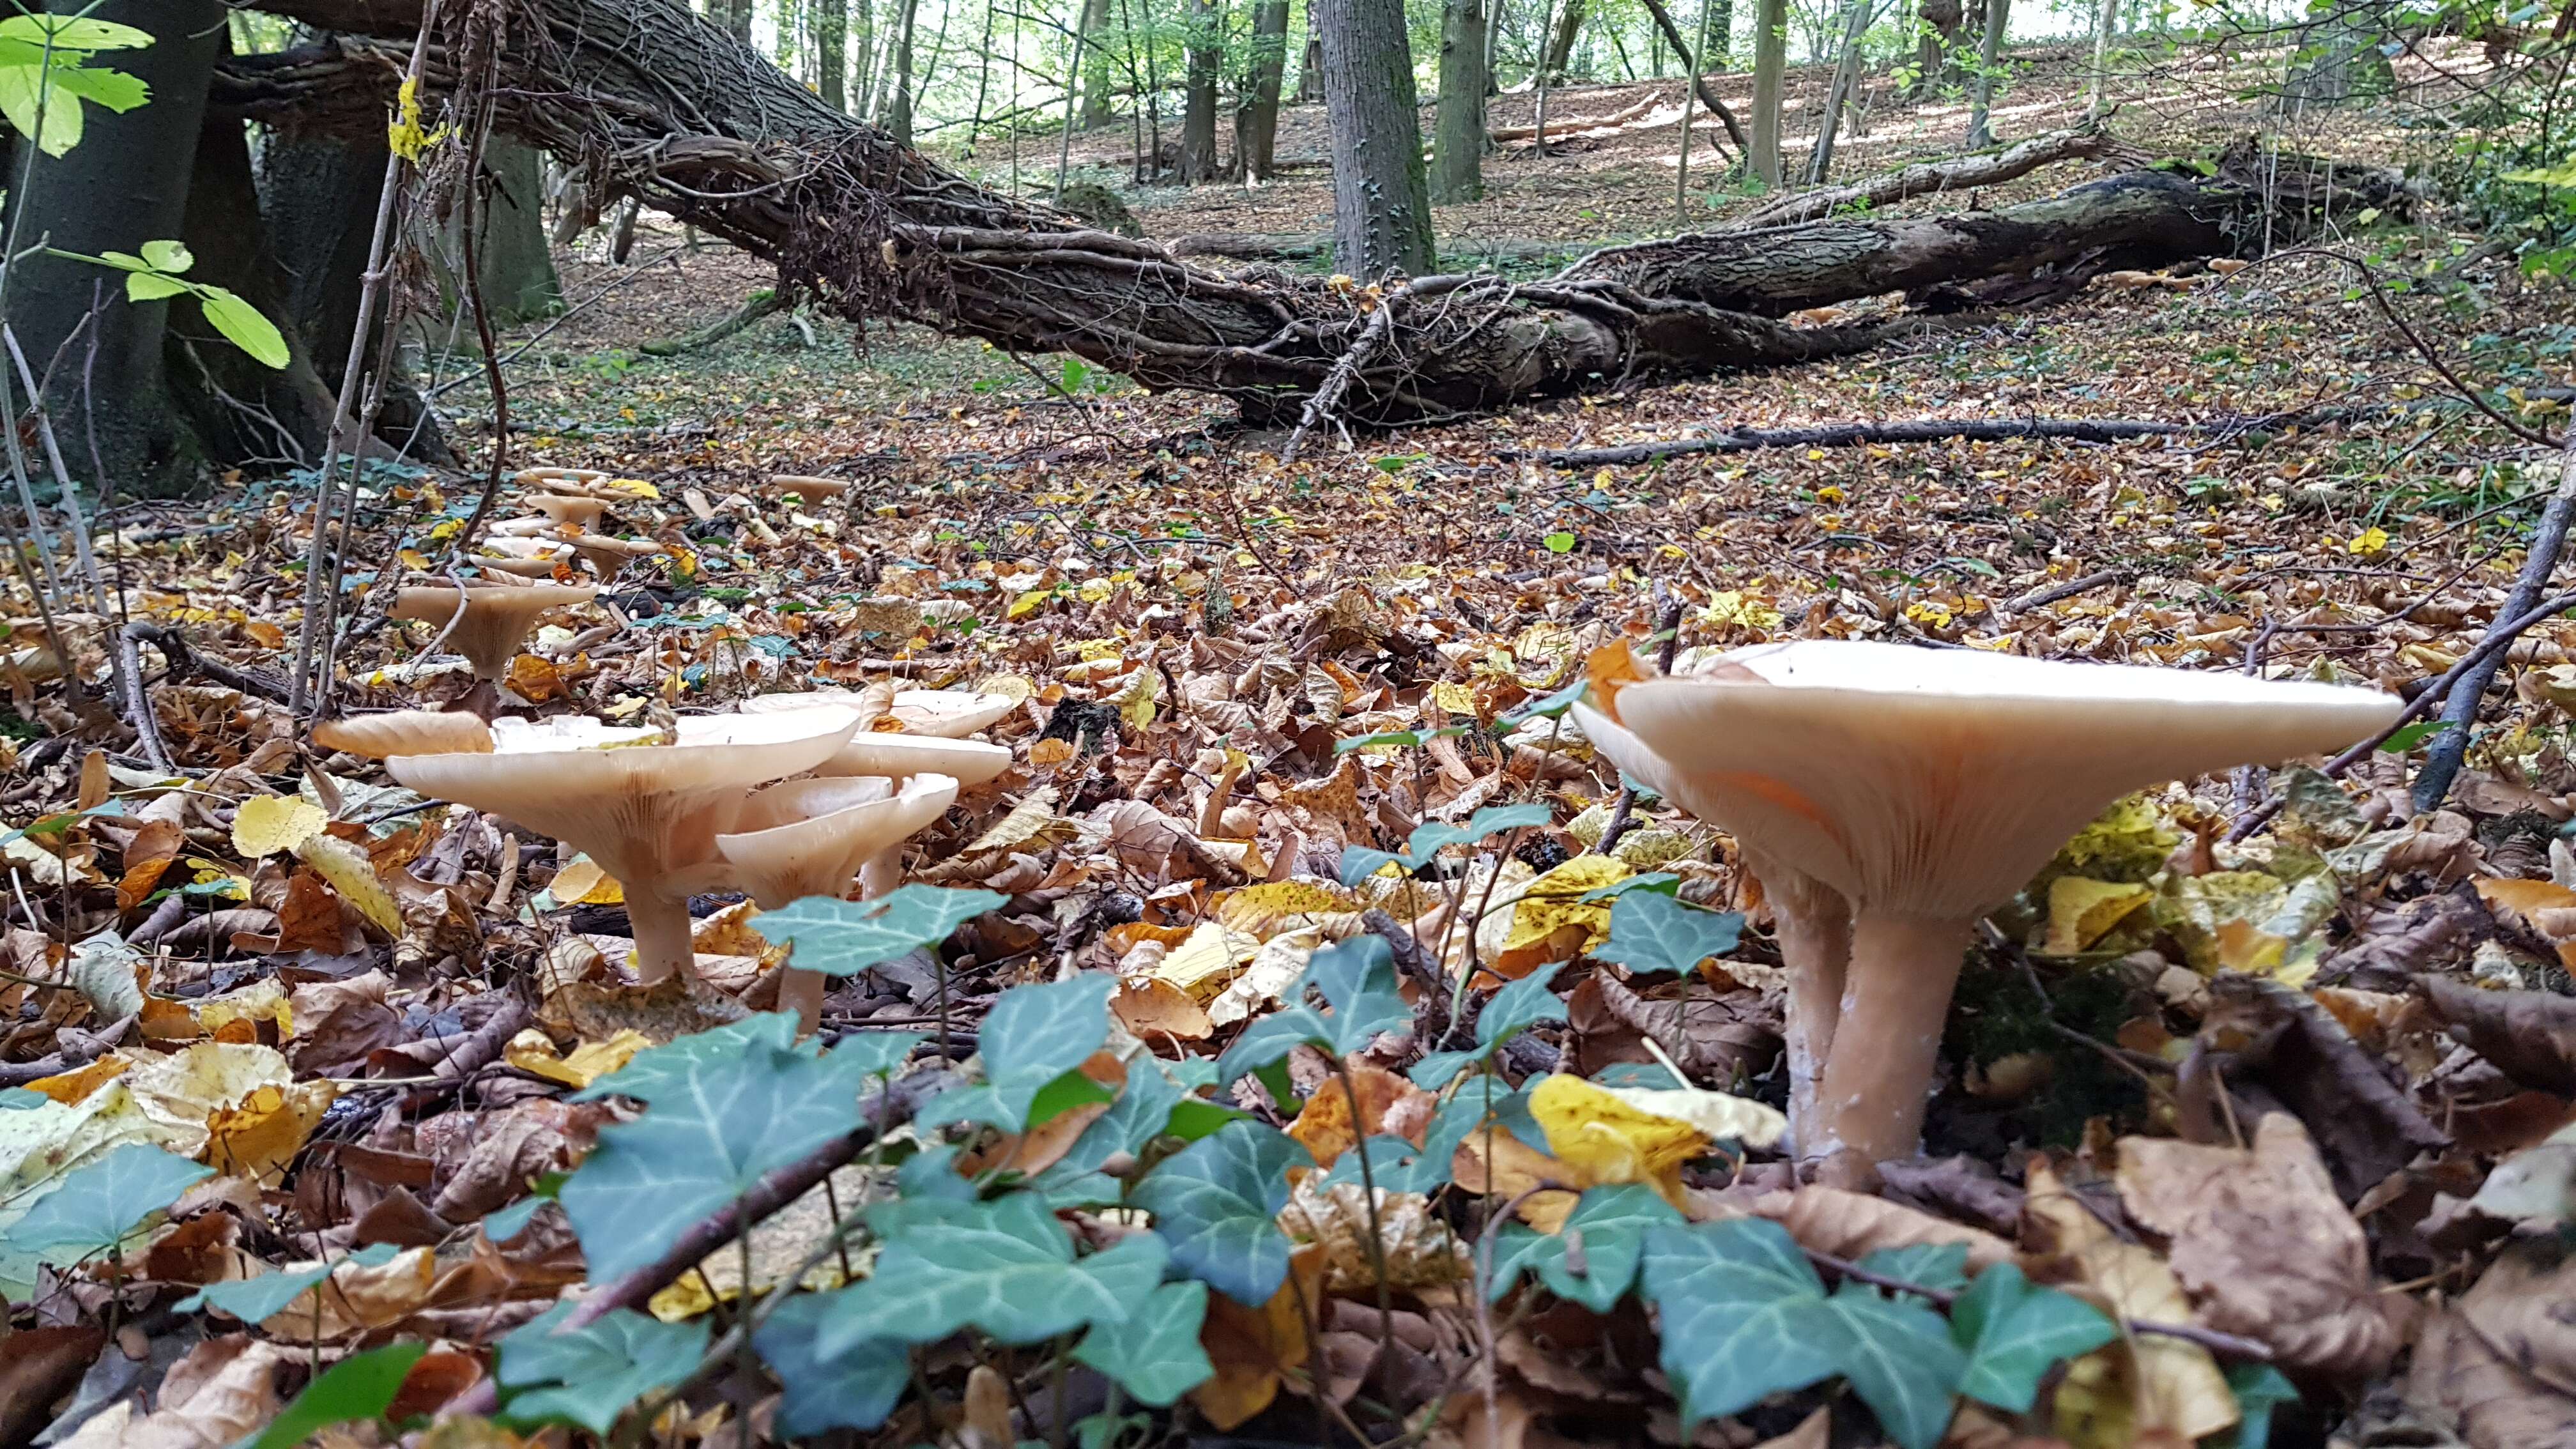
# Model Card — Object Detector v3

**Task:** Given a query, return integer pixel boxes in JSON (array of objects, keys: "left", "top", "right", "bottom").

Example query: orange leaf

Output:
[{"left": 1194, "top": 1243, "right": 1328, "bottom": 1430}]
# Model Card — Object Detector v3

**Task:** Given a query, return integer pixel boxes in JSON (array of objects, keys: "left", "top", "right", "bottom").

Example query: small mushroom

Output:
[
  {"left": 386, "top": 709, "right": 862, "bottom": 985},
  {"left": 516, "top": 466, "right": 610, "bottom": 489},
  {"left": 312, "top": 709, "right": 494, "bottom": 760},
  {"left": 889, "top": 689, "right": 1018, "bottom": 738},
  {"left": 717, "top": 772, "right": 960, "bottom": 1030},
  {"left": 771, "top": 474, "right": 852, "bottom": 504},
  {"left": 389, "top": 582, "right": 596, "bottom": 716},
  {"left": 567, "top": 534, "right": 663, "bottom": 579},
  {"left": 1574, "top": 640, "right": 2400, "bottom": 1165},
  {"left": 526, "top": 493, "right": 610, "bottom": 528}
]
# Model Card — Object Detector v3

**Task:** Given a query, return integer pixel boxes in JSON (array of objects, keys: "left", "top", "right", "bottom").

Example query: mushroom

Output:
[
  {"left": 567, "top": 534, "right": 663, "bottom": 579},
  {"left": 815, "top": 730, "right": 1012, "bottom": 786},
  {"left": 889, "top": 688, "right": 1019, "bottom": 738},
  {"left": 312, "top": 710, "right": 494, "bottom": 760},
  {"left": 1573, "top": 640, "right": 2400, "bottom": 1165},
  {"left": 716, "top": 771, "right": 960, "bottom": 1030},
  {"left": 385, "top": 709, "right": 862, "bottom": 985},
  {"left": 389, "top": 582, "right": 596, "bottom": 716},
  {"left": 516, "top": 466, "right": 610, "bottom": 488},
  {"left": 740, "top": 684, "right": 894, "bottom": 728},
  {"left": 771, "top": 474, "right": 852, "bottom": 504},
  {"left": 526, "top": 493, "right": 610, "bottom": 529}
]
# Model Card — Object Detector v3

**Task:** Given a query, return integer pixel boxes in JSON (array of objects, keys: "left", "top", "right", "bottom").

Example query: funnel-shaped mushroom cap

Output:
[
  {"left": 390, "top": 583, "right": 597, "bottom": 682},
  {"left": 475, "top": 554, "right": 569, "bottom": 579},
  {"left": 389, "top": 708, "right": 861, "bottom": 898},
  {"left": 889, "top": 689, "right": 1018, "bottom": 738},
  {"left": 314, "top": 710, "right": 494, "bottom": 760},
  {"left": 771, "top": 474, "right": 852, "bottom": 503},
  {"left": 570, "top": 535, "right": 663, "bottom": 578},
  {"left": 739, "top": 684, "right": 893, "bottom": 726},
  {"left": 529, "top": 494, "right": 609, "bottom": 528},
  {"left": 716, "top": 773, "right": 959, "bottom": 907},
  {"left": 1587, "top": 640, "right": 2400, "bottom": 917},
  {"left": 814, "top": 729, "right": 1012, "bottom": 786},
  {"left": 518, "top": 466, "right": 608, "bottom": 486}
]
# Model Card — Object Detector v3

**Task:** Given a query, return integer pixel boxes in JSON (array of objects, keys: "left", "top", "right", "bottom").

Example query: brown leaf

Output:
[
  {"left": 2404, "top": 1238, "right": 2576, "bottom": 1448},
  {"left": 1715, "top": 1184, "right": 2016, "bottom": 1274},
  {"left": 2418, "top": 974, "right": 2576, "bottom": 1096},
  {"left": 430, "top": 1099, "right": 605, "bottom": 1221},
  {"left": 2115, "top": 1113, "right": 2404, "bottom": 1379},
  {"left": 0, "top": 1325, "right": 104, "bottom": 1448},
  {"left": 57, "top": 1334, "right": 289, "bottom": 1449},
  {"left": 2189, "top": 974, "right": 2448, "bottom": 1201},
  {"left": 274, "top": 870, "right": 351, "bottom": 954},
  {"left": 1111, "top": 978, "right": 1214, "bottom": 1041},
  {"left": 1194, "top": 1243, "right": 1328, "bottom": 1430},
  {"left": 1286, "top": 1057, "right": 1434, "bottom": 1170},
  {"left": 286, "top": 971, "right": 406, "bottom": 1077},
  {"left": 116, "top": 818, "right": 185, "bottom": 913}
]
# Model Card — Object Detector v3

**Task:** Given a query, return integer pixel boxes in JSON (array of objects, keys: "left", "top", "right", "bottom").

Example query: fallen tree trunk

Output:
[
  {"left": 1728, "top": 123, "right": 2118, "bottom": 229},
  {"left": 224, "top": 0, "right": 2356, "bottom": 426}
]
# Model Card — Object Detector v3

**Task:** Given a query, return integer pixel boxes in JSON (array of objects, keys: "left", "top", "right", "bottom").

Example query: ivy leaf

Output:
[
  {"left": 1578, "top": 871, "right": 1681, "bottom": 903},
  {"left": 755, "top": 1293, "right": 910, "bottom": 1436},
  {"left": 1477, "top": 960, "right": 1570, "bottom": 1049},
  {"left": 1337, "top": 846, "right": 1407, "bottom": 887},
  {"left": 1214, "top": 936, "right": 1410, "bottom": 1082},
  {"left": 244, "top": 1341, "right": 427, "bottom": 1449},
  {"left": 1333, "top": 1080, "right": 1511, "bottom": 1193},
  {"left": 1034, "top": 1061, "right": 1188, "bottom": 1206},
  {"left": 753, "top": 884, "right": 1006, "bottom": 979},
  {"left": 916, "top": 976, "right": 1117, "bottom": 1133},
  {"left": 1591, "top": 891, "right": 1744, "bottom": 977},
  {"left": 2224, "top": 1362, "right": 2302, "bottom": 1449},
  {"left": 1342, "top": 804, "right": 1553, "bottom": 885},
  {"left": 1640, "top": 1220, "right": 1842, "bottom": 1430},
  {"left": 1071, "top": 1280, "right": 1216, "bottom": 1406},
  {"left": 11, "top": 1144, "right": 209, "bottom": 1265},
  {"left": 574, "top": 1014, "right": 803, "bottom": 1103},
  {"left": 1130, "top": 1120, "right": 1310, "bottom": 1305},
  {"left": 496, "top": 1302, "right": 707, "bottom": 1434},
  {"left": 558, "top": 1038, "right": 870, "bottom": 1280},
  {"left": 1950, "top": 1262, "right": 2118, "bottom": 1414},
  {"left": 813, "top": 1192, "right": 1167, "bottom": 1357},
  {"left": 1854, "top": 1242, "right": 1971, "bottom": 1299},
  {"left": 1820, "top": 1282, "right": 1969, "bottom": 1449},
  {"left": 176, "top": 1243, "right": 401, "bottom": 1322},
  {"left": 1491, "top": 1184, "right": 1681, "bottom": 1312}
]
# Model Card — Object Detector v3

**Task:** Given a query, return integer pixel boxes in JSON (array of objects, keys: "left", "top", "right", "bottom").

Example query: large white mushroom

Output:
[
  {"left": 1575, "top": 640, "right": 2400, "bottom": 1165},
  {"left": 388, "top": 582, "right": 595, "bottom": 716}
]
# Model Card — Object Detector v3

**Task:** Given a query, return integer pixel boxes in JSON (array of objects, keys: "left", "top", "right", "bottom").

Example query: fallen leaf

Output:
[
  {"left": 231, "top": 795, "right": 326, "bottom": 858},
  {"left": 2024, "top": 1160, "right": 2237, "bottom": 1445}
]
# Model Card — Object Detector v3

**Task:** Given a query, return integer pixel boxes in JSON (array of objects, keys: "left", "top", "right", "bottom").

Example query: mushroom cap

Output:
[
  {"left": 889, "top": 689, "right": 1019, "bottom": 738},
  {"left": 715, "top": 772, "right": 960, "bottom": 908},
  {"left": 312, "top": 710, "right": 494, "bottom": 760},
  {"left": 516, "top": 466, "right": 609, "bottom": 486},
  {"left": 387, "top": 709, "right": 862, "bottom": 900},
  {"left": 475, "top": 553, "right": 569, "bottom": 578},
  {"left": 813, "top": 728, "right": 1013, "bottom": 786},
  {"left": 389, "top": 583, "right": 597, "bottom": 680},
  {"left": 739, "top": 685, "right": 892, "bottom": 726},
  {"left": 771, "top": 473, "right": 852, "bottom": 502},
  {"left": 1579, "top": 640, "right": 2400, "bottom": 917},
  {"left": 528, "top": 494, "right": 610, "bottom": 526},
  {"left": 569, "top": 535, "right": 663, "bottom": 578}
]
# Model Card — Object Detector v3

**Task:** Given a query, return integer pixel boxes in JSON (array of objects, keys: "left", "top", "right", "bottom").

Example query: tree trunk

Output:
[
  {"left": 726, "top": 0, "right": 755, "bottom": 43},
  {"left": 1080, "top": 0, "right": 1119, "bottom": 127},
  {"left": 174, "top": 110, "right": 341, "bottom": 471},
  {"left": 474, "top": 141, "right": 566, "bottom": 325},
  {"left": 2, "top": 0, "right": 227, "bottom": 496},
  {"left": 1315, "top": 0, "right": 1436, "bottom": 275},
  {"left": 1296, "top": 32, "right": 1322, "bottom": 101},
  {"left": 1805, "top": 0, "right": 1874, "bottom": 184},
  {"left": 1636, "top": 0, "right": 1747, "bottom": 156},
  {"left": 1432, "top": 0, "right": 1489, "bottom": 203},
  {"left": 1965, "top": 0, "right": 2007, "bottom": 146},
  {"left": 224, "top": 0, "right": 2343, "bottom": 429},
  {"left": 1702, "top": 0, "right": 1731, "bottom": 71},
  {"left": 1749, "top": 0, "right": 1786, "bottom": 185},
  {"left": 818, "top": 0, "right": 848, "bottom": 109},
  {"left": 887, "top": 0, "right": 921, "bottom": 144},
  {"left": 2283, "top": 3, "right": 2393, "bottom": 109},
  {"left": 853, "top": 0, "right": 877, "bottom": 112},
  {"left": 1177, "top": 0, "right": 1222, "bottom": 182},
  {"left": 1911, "top": 0, "right": 1960, "bottom": 98},
  {"left": 1237, "top": 0, "right": 1291, "bottom": 178},
  {"left": 1543, "top": 0, "right": 1586, "bottom": 79}
]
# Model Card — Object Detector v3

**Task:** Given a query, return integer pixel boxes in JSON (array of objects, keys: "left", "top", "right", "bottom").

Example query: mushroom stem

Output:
[
  {"left": 1772, "top": 882, "right": 1853, "bottom": 1156},
  {"left": 1808, "top": 914, "right": 1975, "bottom": 1163},
  {"left": 776, "top": 962, "right": 827, "bottom": 1033},
  {"left": 624, "top": 890, "right": 700, "bottom": 986}
]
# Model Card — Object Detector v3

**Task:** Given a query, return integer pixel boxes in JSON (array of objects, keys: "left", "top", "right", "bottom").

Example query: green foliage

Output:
[
  {"left": 809, "top": 1190, "right": 1169, "bottom": 1354},
  {"left": 1413, "top": 960, "right": 1567, "bottom": 1089},
  {"left": 176, "top": 1243, "right": 401, "bottom": 1323},
  {"left": 753, "top": 883, "right": 1006, "bottom": 977},
  {"left": 497, "top": 1302, "right": 707, "bottom": 1434},
  {"left": 1071, "top": 1280, "right": 1217, "bottom": 1406},
  {"left": 1950, "top": 1262, "right": 2119, "bottom": 1413},
  {"left": 245, "top": 1342, "right": 428, "bottom": 1449},
  {"left": 917, "top": 974, "right": 1117, "bottom": 1133},
  {"left": 0, "top": 13, "right": 151, "bottom": 158},
  {"left": 1492, "top": 1184, "right": 1680, "bottom": 1312},
  {"left": 755, "top": 1294, "right": 911, "bottom": 1435},
  {"left": 1214, "top": 936, "right": 1411, "bottom": 1078},
  {"left": 77, "top": 242, "right": 289, "bottom": 368},
  {"left": 1590, "top": 891, "right": 1745, "bottom": 977},
  {"left": 11, "top": 1143, "right": 208, "bottom": 1265},
  {"left": 1032, "top": 1059, "right": 1196, "bottom": 1206},
  {"left": 1128, "top": 1120, "right": 1310, "bottom": 1305},
  {"left": 1338, "top": 801, "right": 1552, "bottom": 884}
]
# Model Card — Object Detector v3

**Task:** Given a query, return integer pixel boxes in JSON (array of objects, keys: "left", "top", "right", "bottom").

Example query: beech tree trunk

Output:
[
  {"left": 1297, "top": 33, "right": 1322, "bottom": 101},
  {"left": 176, "top": 105, "right": 341, "bottom": 470},
  {"left": 1702, "top": 0, "right": 1731, "bottom": 70},
  {"left": 1749, "top": 0, "right": 1786, "bottom": 183},
  {"left": 1314, "top": 0, "right": 1437, "bottom": 275},
  {"left": 224, "top": 0, "right": 2347, "bottom": 430},
  {"left": 1806, "top": 0, "right": 1875, "bottom": 183},
  {"left": 3, "top": 0, "right": 226, "bottom": 496},
  {"left": 1079, "top": 0, "right": 1119, "bottom": 127},
  {"left": 1177, "top": 0, "right": 1223, "bottom": 182},
  {"left": 853, "top": 0, "right": 877, "bottom": 112},
  {"left": 886, "top": 0, "right": 921, "bottom": 143},
  {"left": 1543, "top": 0, "right": 1586, "bottom": 78},
  {"left": 1966, "top": 0, "right": 2007, "bottom": 145},
  {"left": 818, "top": 0, "right": 848, "bottom": 109},
  {"left": 1912, "top": 0, "right": 1961, "bottom": 97},
  {"left": 1433, "top": 0, "right": 1489, "bottom": 203},
  {"left": 1237, "top": 0, "right": 1291, "bottom": 178},
  {"left": 473, "top": 141, "right": 566, "bottom": 325}
]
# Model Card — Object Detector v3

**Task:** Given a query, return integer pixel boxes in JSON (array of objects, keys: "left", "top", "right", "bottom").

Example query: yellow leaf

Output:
[
  {"left": 1119, "top": 666, "right": 1160, "bottom": 733},
  {"left": 1528, "top": 1072, "right": 1706, "bottom": 1208},
  {"left": 1497, "top": 855, "right": 1629, "bottom": 976},
  {"left": 1594, "top": 1082, "right": 1786, "bottom": 1151},
  {"left": 24, "top": 1055, "right": 127, "bottom": 1106},
  {"left": 503, "top": 1027, "right": 652, "bottom": 1089},
  {"left": 295, "top": 833, "right": 403, "bottom": 936},
  {"left": 550, "top": 855, "right": 625, "bottom": 905},
  {"left": 1152, "top": 919, "right": 1261, "bottom": 1001},
  {"left": 231, "top": 795, "right": 325, "bottom": 858},
  {"left": 1214, "top": 880, "right": 1366, "bottom": 937},
  {"left": 2345, "top": 526, "right": 2389, "bottom": 556},
  {"left": 604, "top": 477, "right": 661, "bottom": 498},
  {"left": 2029, "top": 1160, "right": 2239, "bottom": 1445},
  {"left": 2044, "top": 877, "right": 2156, "bottom": 955}
]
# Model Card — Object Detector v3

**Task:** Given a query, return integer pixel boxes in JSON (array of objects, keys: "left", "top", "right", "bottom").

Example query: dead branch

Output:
[{"left": 1729, "top": 122, "right": 2115, "bottom": 229}]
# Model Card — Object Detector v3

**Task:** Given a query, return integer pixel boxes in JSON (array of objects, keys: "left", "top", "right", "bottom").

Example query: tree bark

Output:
[
  {"left": 1079, "top": 0, "right": 1119, "bottom": 127},
  {"left": 1543, "top": 0, "right": 1586, "bottom": 79},
  {"left": 1702, "top": 0, "right": 1732, "bottom": 71},
  {"left": 726, "top": 0, "right": 755, "bottom": 42},
  {"left": 1911, "top": 0, "right": 1960, "bottom": 97},
  {"left": 1296, "top": 32, "right": 1322, "bottom": 101},
  {"left": 1177, "top": 0, "right": 1223, "bottom": 182},
  {"left": 1636, "top": 0, "right": 1747, "bottom": 154},
  {"left": 224, "top": 0, "right": 2325, "bottom": 429},
  {"left": 174, "top": 107, "right": 342, "bottom": 470},
  {"left": 1965, "top": 0, "right": 2007, "bottom": 146},
  {"left": 1315, "top": 0, "right": 1437, "bottom": 275},
  {"left": 2283, "top": 2, "right": 2393, "bottom": 109},
  {"left": 1432, "top": 0, "right": 1489, "bottom": 203},
  {"left": 1236, "top": 0, "right": 1290, "bottom": 178},
  {"left": 1749, "top": 0, "right": 1786, "bottom": 184},
  {"left": 1805, "top": 0, "right": 1876, "bottom": 183},
  {"left": 471, "top": 141, "right": 565, "bottom": 325},
  {"left": 818, "top": 0, "right": 848, "bottom": 109},
  {"left": 887, "top": 0, "right": 921, "bottom": 143},
  {"left": 853, "top": 0, "right": 877, "bottom": 112},
  {"left": 3, "top": 0, "right": 227, "bottom": 496}
]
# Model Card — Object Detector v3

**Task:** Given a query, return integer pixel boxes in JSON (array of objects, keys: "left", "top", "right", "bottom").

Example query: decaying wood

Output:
[
  {"left": 1728, "top": 123, "right": 2118, "bottom": 229},
  {"left": 228, "top": 0, "right": 2390, "bottom": 427}
]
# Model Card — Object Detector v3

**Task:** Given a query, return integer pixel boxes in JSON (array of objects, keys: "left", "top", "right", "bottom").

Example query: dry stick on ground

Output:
[
  {"left": 1984, "top": 567, "right": 2135, "bottom": 618},
  {"left": 1280, "top": 276, "right": 1468, "bottom": 464},
  {"left": 640, "top": 286, "right": 792, "bottom": 356},
  {"left": 2228, "top": 585, "right": 2576, "bottom": 842},
  {"left": 2412, "top": 427, "right": 2576, "bottom": 809},
  {"left": 1729, "top": 122, "right": 2113, "bottom": 229},
  {"left": 436, "top": 1064, "right": 952, "bottom": 1421}
]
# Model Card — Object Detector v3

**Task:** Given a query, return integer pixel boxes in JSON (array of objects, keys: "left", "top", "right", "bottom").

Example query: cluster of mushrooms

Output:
[{"left": 1574, "top": 640, "right": 2401, "bottom": 1168}]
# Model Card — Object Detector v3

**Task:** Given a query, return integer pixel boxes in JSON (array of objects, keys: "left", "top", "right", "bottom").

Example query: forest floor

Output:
[{"left": 9, "top": 42, "right": 2576, "bottom": 1449}]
